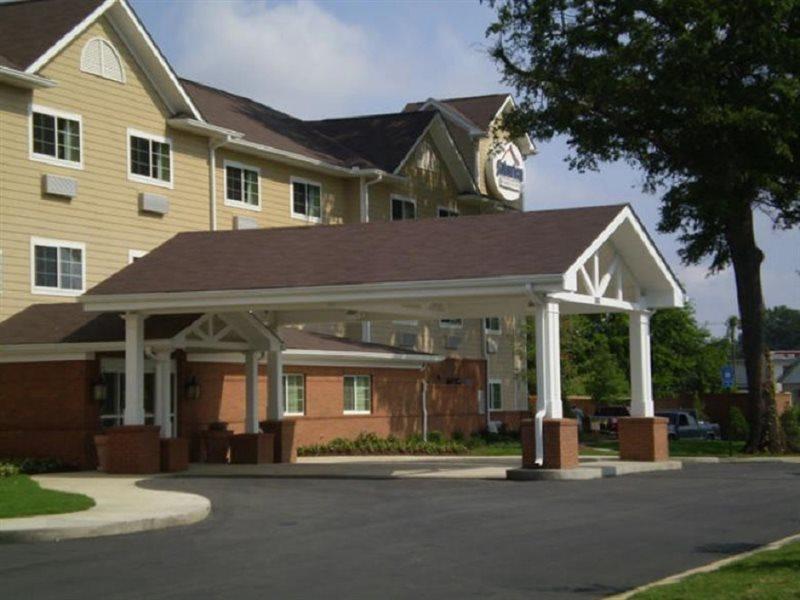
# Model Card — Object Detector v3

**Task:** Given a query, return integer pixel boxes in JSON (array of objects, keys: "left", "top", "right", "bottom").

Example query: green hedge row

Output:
[
  {"left": 298, "top": 432, "right": 469, "bottom": 456},
  {"left": 0, "top": 458, "right": 72, "bottom": 478}
]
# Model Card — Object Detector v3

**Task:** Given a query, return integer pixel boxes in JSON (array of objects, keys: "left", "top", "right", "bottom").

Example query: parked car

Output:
[
  {"left": 656, "top": 410, "right": 721, "bottom": 440},
  {"left": 591, "top": 405, "right": 630, "bottom": 435}
]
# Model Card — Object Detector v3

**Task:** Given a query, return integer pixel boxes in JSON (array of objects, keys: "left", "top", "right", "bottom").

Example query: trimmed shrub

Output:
[
  {"left": 297, "top": 432, "right": 468, "bottom": 456},
  {"left": 0, "top": 458, "right": 72, "bottom": 475},
  {"left": 781, "top": 406, "right": 800, "bottom": 451},
  {"left": 728, "top": 407, "right": 750, "bottom": 441},
  {"left": 0, "top": 463, "right": 20, "bottom": 478}
]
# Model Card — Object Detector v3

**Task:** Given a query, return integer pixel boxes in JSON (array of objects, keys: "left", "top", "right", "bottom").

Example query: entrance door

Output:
[{"left": 99, "top": 359, "right": 176, "bottom": 432}]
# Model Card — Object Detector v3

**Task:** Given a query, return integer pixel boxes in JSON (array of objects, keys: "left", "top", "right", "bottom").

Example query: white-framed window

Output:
[
  {"left": 127, "top": 128, "right": 172, "bottom": 188},
  {"left": 80, "top": 37, "right": 125, "bottom": 83},
  {"left": 344, "top": 375, "right": 371, "bottom": 414},
  {"left": 128, "top": 249, "right": 147, "bottom": 263},
  {"left": 283, "top": 374, "right": 305, "bottom": 416},
  {"left": 99, "top": 358, "right": 176, "bottom": 430},
  {"left": 439, "top": 318, "right": 463, "bottom": 329},
  {"left": 484, "top": 317, "right": 501, "bottom": 334},
  {"left": 224, "top": 161, "right": 261, "bottom": 210},
  {"left": 391, "top": 195, "right": 416, "bottom": 221},
  {"left": 30, "top": 105, "right": 82, "bottom": 169},
  {"left": 30, "top": 237, "right": 85, "bottom": 296},
  {"left": 488, "top": 380, "right": 502, "bottom": 411},
  {"left": 416, "top": 139, "right": 439, "bottom": 172},
  {"left": 291, "top": 177, "right": 321, "bottom": 222},
  {"left": 437, "top": 206, "right": 459, "bottom": 218}
]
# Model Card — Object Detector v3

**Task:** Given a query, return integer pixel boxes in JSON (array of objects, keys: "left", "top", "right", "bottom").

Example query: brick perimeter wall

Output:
[{"left": 0, "top": 360, "right": 99, "bottom": 468}]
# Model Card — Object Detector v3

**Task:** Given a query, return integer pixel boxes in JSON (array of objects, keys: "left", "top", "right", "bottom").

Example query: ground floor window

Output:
[
  {"left": 99, "top": 361, "right": 176, "bottom": 430},
  {"left": 344, "top": 375, "right": 371, "bottom": 414},
  {"left": 488, "top": 380, "right": 502, "bottom": 411},
  {"left": 283, "top": 374, "right": 305, "bottom": 416}
]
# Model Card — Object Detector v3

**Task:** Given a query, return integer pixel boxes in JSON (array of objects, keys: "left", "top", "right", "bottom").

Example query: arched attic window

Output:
[{"left": 80, "top": 38, "right": 125, "bottom": 83}]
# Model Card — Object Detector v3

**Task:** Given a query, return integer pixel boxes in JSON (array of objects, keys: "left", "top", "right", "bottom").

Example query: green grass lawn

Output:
[
  {"left": 632, "top": 541, "right": 800, "bottom": 599},
  {"left": 0, "top": 475, "right": 94, "bottom": 519}
]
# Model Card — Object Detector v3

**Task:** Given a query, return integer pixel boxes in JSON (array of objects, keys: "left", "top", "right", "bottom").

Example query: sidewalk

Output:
[{"left": 0, "top": 472, "right": 210, "bottom": 542}]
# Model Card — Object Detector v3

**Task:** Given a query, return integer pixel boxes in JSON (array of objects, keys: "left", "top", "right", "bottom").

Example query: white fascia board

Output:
[
  {"left": 419, "top": 99, "right": 484, "bottom": 136},
  {"left": 167, "top": 118, "right": 244, "bottom": 141},
  {"left": 0, "top": 67, "right": 57, "bottom": 89},
  {"left": 393, "top": 115, "right": 478, "bottom": 193},
  {"left": 489, "top": 96, "right": 536, "bottom": 155},
  {"left": 228, "top": 139, "right": 405, "bottom": 183},
  {"left": 79, "top": 274, "right": 565, "bottom": 314},
  {"left": 25, "top": 0, "right": 116, "bottom": 73},
  {"left": 187, "top": 350, "right": 442, "bottom": 369},
  {"left": 563, "top": 205, "right": 684, "bottom": 309}
]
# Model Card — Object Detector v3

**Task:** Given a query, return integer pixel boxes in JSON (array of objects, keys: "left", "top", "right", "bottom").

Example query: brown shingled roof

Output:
[
  {"left": 0, "top": 0, "right": 104, "bottom": 71},
  {"left": 181, "top": 78, "right": 375, "bottom": 169},
  {"left": 306, "top": 111, "right": 438, "bottom": 173},
  {"left": 85, "top": 205, "right": 625, "bottom": 297},
  {"left": 403, "top": 94, "right": 510, "bottom": 132},
  {"left": 0, "top": 303, "right": 430, "bottom": 357}
]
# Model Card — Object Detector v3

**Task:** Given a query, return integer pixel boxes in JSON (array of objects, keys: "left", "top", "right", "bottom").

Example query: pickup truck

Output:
[{"left": 656, "top": 410, "right": 721, "bottom": 440}]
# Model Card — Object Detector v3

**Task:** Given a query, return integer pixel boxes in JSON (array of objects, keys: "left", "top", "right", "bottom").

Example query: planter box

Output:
[
  {"left": 160, "top": 438, "right": 189, "bottom": 472},
  {"left": 104, "top": 426, "right": 160, "bottom": 474},
  {"left": 201, "top": 430, "right": 233, "bottom": 463},
  {"left": 94, "top": 434, "right": 109, "bottom": 472},
  {"left": 230, "top": 433, "right": 275, "bottom": 464}
]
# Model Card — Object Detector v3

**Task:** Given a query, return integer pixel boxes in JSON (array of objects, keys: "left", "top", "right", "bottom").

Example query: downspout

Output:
[
  {"left": 359, "top": 172, "right": 383, "bottom": 223},
  {"left": 358, "top": 172, "right": 383, "bottom": 342},
  {"left": 208, "top": 136, "right": 232, "bottom": 231},
  {"left": 421, "top": 377, "right": 429, "bottom": 442}
]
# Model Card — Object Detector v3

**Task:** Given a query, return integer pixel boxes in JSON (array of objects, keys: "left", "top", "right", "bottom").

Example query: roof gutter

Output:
[
  {"left": 0, "top": 66, "right": 56, "bottom": 89},
  {"left": 166, "top": 117, "right": 404, "bottom": 183}
]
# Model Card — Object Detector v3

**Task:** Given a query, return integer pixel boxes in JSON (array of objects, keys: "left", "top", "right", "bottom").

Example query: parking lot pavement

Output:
[{"left": 2, "top": 462, "right": 799, "bottom": 599}]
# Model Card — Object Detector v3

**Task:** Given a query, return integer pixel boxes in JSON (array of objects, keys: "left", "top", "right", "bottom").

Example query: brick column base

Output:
[
  {"left": 160, "top": 438, "right": 189, "bottom": 473},
  {"left": 103, "top": 426, "right": 160, "bottom": 474},
  {"left": 260, "top": 420, "right": 297, "bottom": 463},
  {"left": 520, "top": 419, "right": 537, "bottom": 468},
  {"left": 518, "top": 418, "right": 579, "bottom": 469},
  {"left": 543, "top": 418, "right": 579, "bottom": 469},
  {"left": 618, "top": 417, "right": 669, "bottom": 461},
  {"left": 230, "top": 433, "right": 275, "bottom": 464}
]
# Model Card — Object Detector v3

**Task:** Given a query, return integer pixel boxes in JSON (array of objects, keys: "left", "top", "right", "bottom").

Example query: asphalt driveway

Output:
[{"left": 2, "top": 462, "right": 799, "bottom": 599}]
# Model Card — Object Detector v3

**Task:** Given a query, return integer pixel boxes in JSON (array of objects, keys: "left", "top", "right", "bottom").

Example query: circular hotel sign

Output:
[{"left": 486, "top": 142, "right": 525, "bottom": 202}]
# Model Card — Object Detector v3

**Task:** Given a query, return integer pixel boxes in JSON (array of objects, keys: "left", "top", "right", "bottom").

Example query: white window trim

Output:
[
  {"left": 290, "top": 176, "right": 322, "bottom": 223},
  {"left": 128, "top": 249, "right": 147, "bottom": 263},
  {"left": 80, "top": 37, "right": 126, "bottom": 84},
  {"left": 29, "top": 104, "right": 84, "bottom": 170},
  {"left": 126, "top": 127, "right": 173, "bottom": 189},
  {"left": 343, "top": 374, "right": 372, "bottom": 415},
  {"left": 390, "top": 195, "right": 417, "bottom": 221},
  {"left": 30, "top": 236, "right": 86, "bottom": 297},
  {"left": 437, "top": 205, "right": 459, "bottom": 218},
  {"left": 484, "top": 317, "right": 502, "bottom": 335},
  {"left": 488, "top": 379, "right": 503, "bottom": 411},
  {"left": 283, "top": 374, "right": 305, "bottom": 417},
  {"left": 439, "top": 318, "right": 464, "bottom": 330},
  {"left": 223, "top": 160, "right": 262, "bottom": 212}
]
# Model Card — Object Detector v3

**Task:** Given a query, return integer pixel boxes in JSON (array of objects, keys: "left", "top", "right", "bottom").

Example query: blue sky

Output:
[{"left": 131, "top": 0, "right": 799, "bottom": 336}]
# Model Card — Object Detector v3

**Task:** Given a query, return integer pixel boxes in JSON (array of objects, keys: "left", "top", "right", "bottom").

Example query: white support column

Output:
[
  {"left": 154, "top": 350, "right": 172, "bottom": 438},
  {"left": 123, "top": 312, "right": 146, "bottom": 425},
  {"left": 266, "top": 349, "right": 284, "bottom": 422},
  {"left": 244, "top": 351, "right": 260, "bottom": 433},
  {"left": 629, "top": 310, "right": 654, "bottom": 417},
  {"left": 534, "top": 300, "right": 562, "bottom": 463}
]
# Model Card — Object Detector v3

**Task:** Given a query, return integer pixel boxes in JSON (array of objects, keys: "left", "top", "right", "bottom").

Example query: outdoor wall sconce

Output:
[
  {"left": 184, "top": 375, "right": 201, "bottom": 401},
  {"left": 92, "top": 375, "right": 108, "bottom": 403}
]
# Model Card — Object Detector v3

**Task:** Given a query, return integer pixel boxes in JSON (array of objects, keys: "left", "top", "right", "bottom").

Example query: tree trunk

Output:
[{"left": 724, "top": 206, "right": 782, "bottom": 453}]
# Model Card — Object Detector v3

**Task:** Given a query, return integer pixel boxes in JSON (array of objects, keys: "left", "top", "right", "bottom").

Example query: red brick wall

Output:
[
  {"left": 0, "top": 360, "right": 100, "bottom": 468},
  {"left": 184, "top": 358, "right": 490, "bottom": 454}
]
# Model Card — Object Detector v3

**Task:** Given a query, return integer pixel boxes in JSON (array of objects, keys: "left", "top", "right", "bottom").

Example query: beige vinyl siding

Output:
[
  {"left": 0, "top": 18, "right": 209, "bottom": 320},
  {"left": 214, "top": 148, "right": 355, "bottom": 230}
]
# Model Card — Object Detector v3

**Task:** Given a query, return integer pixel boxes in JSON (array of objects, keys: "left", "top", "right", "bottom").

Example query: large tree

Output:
[{"left": 488, "top": 1, "right": 800, "bottom": 452}]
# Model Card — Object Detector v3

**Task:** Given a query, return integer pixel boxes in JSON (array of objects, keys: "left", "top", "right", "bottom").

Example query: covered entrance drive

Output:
[{"left": 78, "top": 204, "right": 684, "bottom": 473}]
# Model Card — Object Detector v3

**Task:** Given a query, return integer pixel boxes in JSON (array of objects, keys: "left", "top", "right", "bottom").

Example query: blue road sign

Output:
[{"left": 721, "top": 365, "right": 735, "bottom": 389}]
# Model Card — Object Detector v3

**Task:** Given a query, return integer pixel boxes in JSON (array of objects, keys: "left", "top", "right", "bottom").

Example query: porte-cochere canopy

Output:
[{"left": 76, "top": 204, "right": 684, "bottom": 464}]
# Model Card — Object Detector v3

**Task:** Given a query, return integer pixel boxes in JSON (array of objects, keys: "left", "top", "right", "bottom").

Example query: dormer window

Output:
[{"left": 81, "top": 38, "right": 125, "bottom": 83}]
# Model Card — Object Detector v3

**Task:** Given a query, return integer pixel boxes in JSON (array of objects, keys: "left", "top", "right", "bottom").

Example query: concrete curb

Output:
[
  {"left": 0, "top": 473, "right": 210, "bottom": 543},
  {"left": 606, "top": 531, "right": 800, "bottom": 599},
  {"left": 507, "top": 460, "right": 682, "bottom": 481}
]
